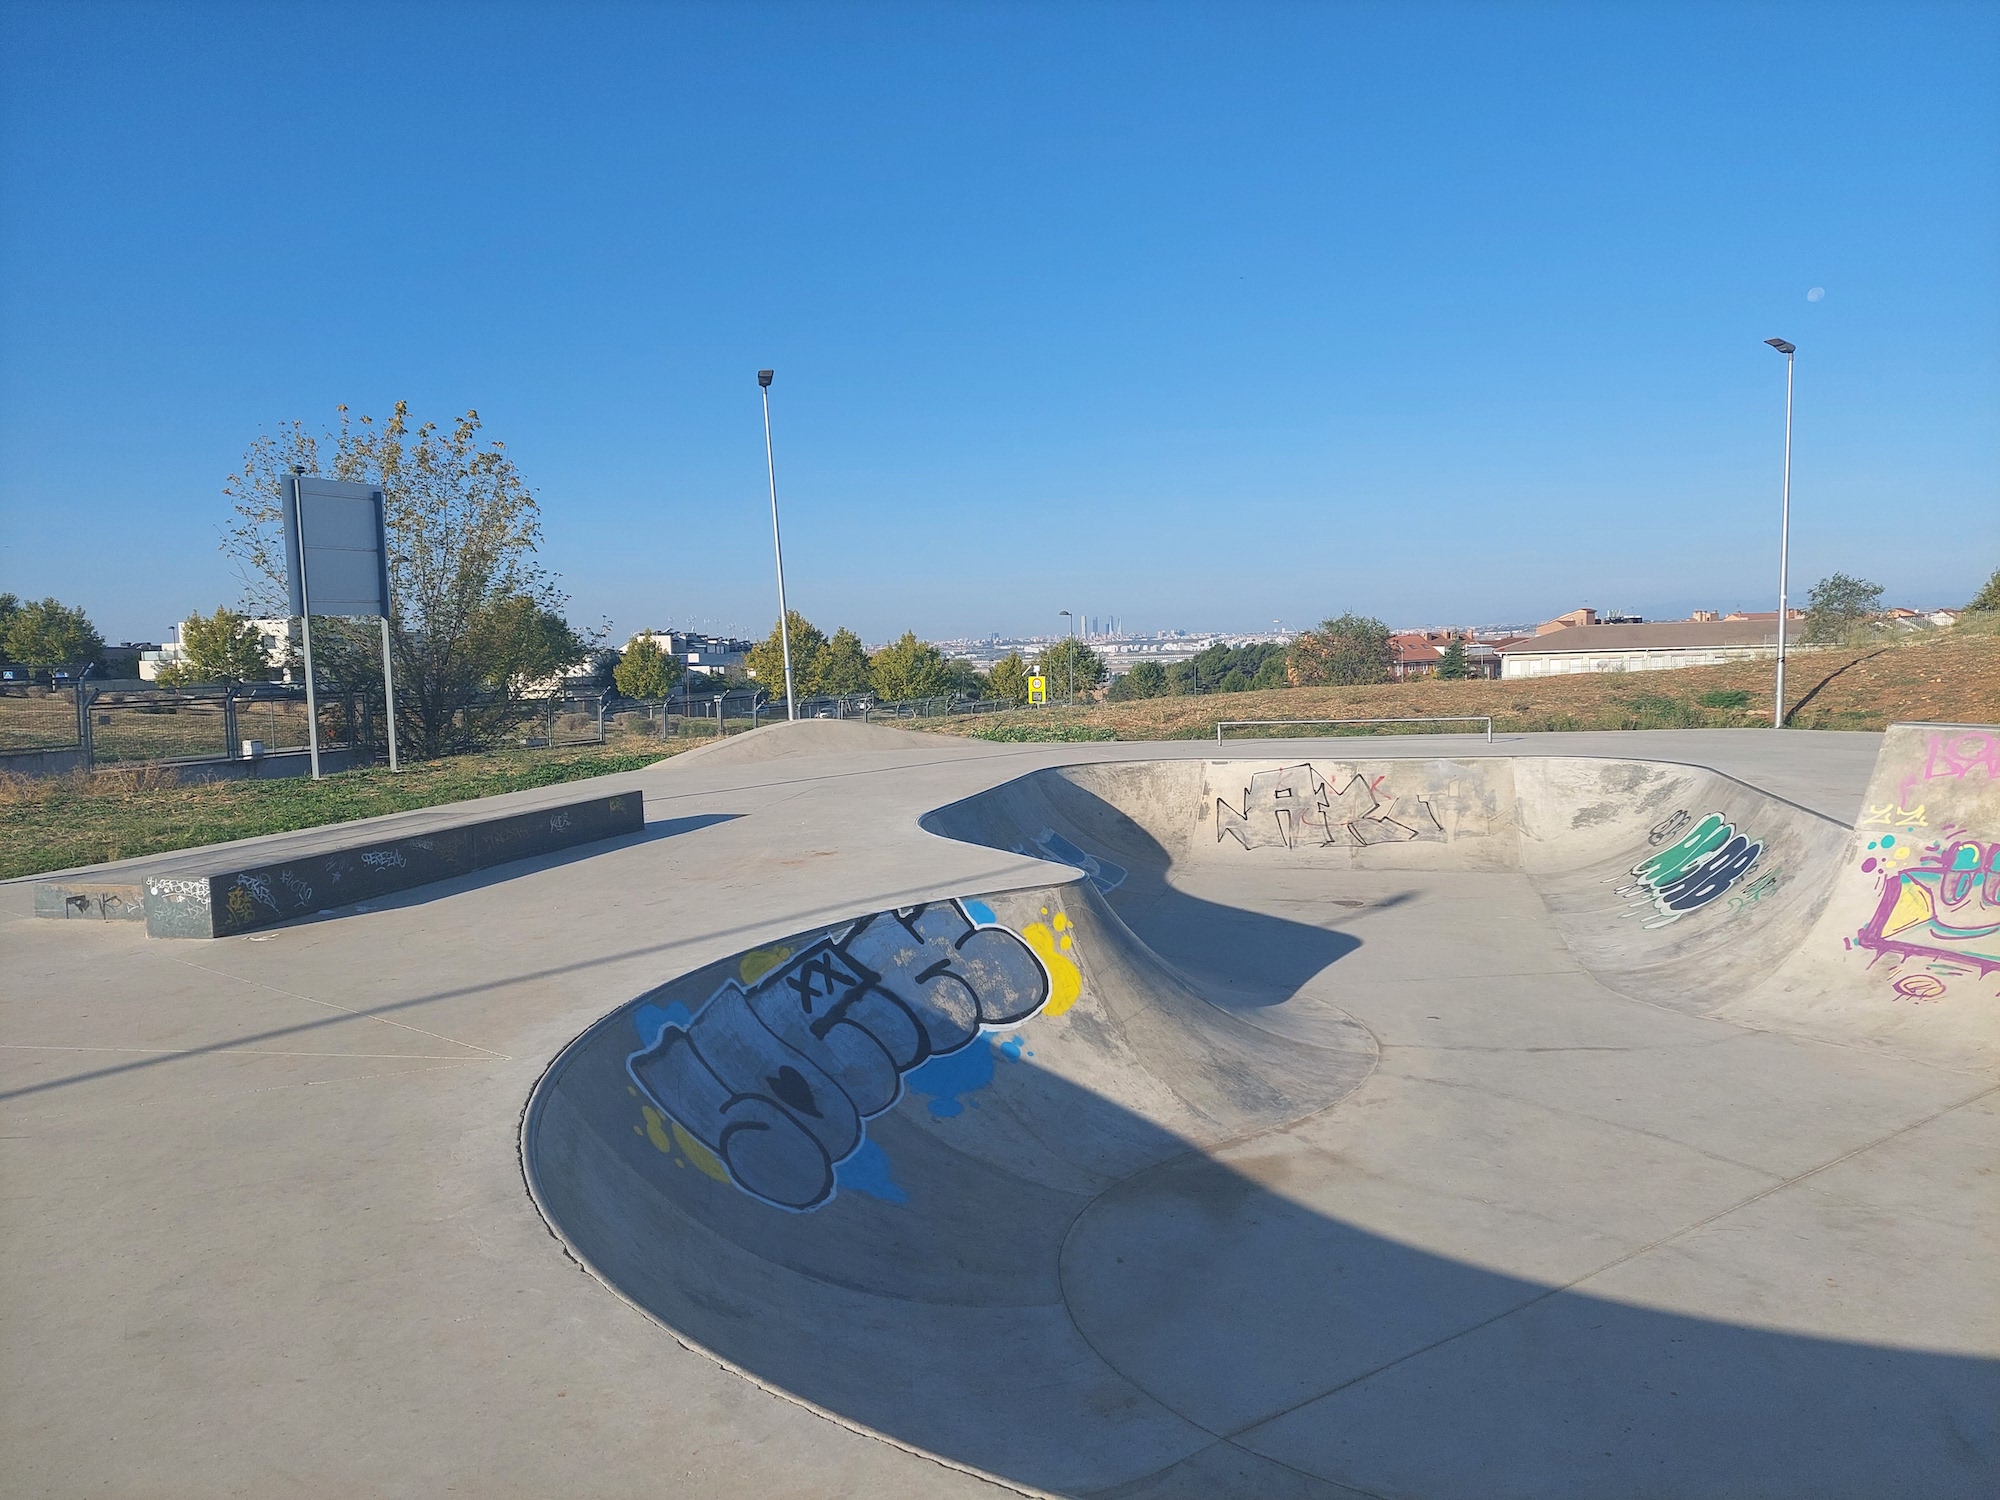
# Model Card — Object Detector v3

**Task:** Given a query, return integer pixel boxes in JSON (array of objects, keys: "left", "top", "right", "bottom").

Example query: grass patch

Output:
[
  {"left": 0, "top": 739, "right": 689, "bottom": 880},
  {"left": 1698, "top": 689, "right": 1753, "bottom": 709}
]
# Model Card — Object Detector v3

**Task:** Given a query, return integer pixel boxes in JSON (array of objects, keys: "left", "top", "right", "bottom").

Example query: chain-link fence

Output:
[
  {"left": 604, "top": 686, "right": 772, "bottom": 740},
  {"left": 864, "top": 695, "right": 1017, "bottom": 721}
]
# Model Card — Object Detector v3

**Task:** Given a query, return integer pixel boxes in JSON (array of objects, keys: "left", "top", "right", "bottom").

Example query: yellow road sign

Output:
[{"left": 1028, "top": 674, "right": 1047, "bottom": 705}]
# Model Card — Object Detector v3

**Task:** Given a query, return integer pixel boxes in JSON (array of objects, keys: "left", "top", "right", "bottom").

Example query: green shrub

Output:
[{"left": 1698, "top": 689, "right": 1751, "bottom": 709}]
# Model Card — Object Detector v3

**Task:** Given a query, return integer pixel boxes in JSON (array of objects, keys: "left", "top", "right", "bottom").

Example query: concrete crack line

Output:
[
  {"left": 0, "top": 1043, "right": 491, "bottom": 1061},
  {"left": 1221, "top": 1079, "right": 2000, "bottom": 1445},
  {"left": 159, "top": 954, "right": 513, "bottom": 1060}
]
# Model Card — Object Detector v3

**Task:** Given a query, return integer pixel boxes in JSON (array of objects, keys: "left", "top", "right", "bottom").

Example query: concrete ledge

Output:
[
  {"left": 0, "top": 745, "right": 86, "bottom": 777},
  {"left": 30, "top": 790, "right": 645, "bottom": 938}
]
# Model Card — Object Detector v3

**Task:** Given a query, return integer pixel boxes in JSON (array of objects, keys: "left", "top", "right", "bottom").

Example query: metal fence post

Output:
[{"left": 76, "top": 682, "right": 94, "bottom": 770}]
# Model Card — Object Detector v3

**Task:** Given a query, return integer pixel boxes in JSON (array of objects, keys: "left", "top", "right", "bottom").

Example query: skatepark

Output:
[{"left": 5, "top": 720, "right": 1997, "bottom": 1497}]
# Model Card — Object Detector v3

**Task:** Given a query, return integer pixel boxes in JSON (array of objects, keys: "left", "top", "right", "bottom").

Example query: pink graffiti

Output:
[
  {"left": 1855, "top": 838, "right": 2000, "bottom": 979},
  {"left": 1900, "top": 731, "right": 2000, "bottom": 807},
  {"left": 1923, "top": 732, "right": 2000, "bottom": 783}
]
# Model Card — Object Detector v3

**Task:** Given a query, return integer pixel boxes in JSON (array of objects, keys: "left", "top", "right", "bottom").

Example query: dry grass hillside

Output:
[{"left": 920, "top": 626, "right": 2000, "bottom": 743}]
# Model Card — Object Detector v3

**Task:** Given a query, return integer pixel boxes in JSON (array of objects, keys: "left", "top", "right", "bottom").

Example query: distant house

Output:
[
  {"left": 1389, "top": 629, "right": 1510, "bottom": 680},
  {"left": 629, "top": 630, "right": 751, "bottom": 679},
  {"left": 1498, "top": 615, "right": 1796, "bottom": 679},
  {"left": 1389, "top": 634, "right": 1444, "bottom": 680}
]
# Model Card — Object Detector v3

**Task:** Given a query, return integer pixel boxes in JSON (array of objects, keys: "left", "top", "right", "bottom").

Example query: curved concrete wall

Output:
[{"left": 524, "top": 731, "right": 1999, "bottom": 1497}]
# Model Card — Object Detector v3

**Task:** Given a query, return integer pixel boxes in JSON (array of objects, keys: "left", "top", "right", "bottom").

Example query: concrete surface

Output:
[{"left": 3, "top": 721, "right": 1995, "bottom": 1498}]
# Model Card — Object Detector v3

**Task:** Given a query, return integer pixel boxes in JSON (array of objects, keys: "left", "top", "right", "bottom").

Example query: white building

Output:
[
  {"left": 628, "top": 630, "right": 750, "bottom": 678},
  {"left": 1498, "top": 618, "right": 1790, "bottom": 678},
  {"left": 139, "top": 617, "right": 299, "bottom": 682}
]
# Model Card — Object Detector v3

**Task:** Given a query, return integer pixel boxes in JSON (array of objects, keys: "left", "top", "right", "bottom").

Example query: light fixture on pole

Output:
[
  {"left": 1764, "top": 338, "right": 1796, "bottom": 729},
  {"left": 758, "top": 369, "right": 796, "bottom": 721}
]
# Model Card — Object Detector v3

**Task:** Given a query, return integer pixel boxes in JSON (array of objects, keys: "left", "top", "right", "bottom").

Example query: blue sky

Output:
[{"left": 2, "top": 1, "right": 1995, "bottom": 646}]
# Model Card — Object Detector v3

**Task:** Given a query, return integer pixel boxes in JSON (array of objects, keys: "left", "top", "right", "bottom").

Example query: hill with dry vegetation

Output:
[{"left": 918, "top": 626, "right": 2000, "bottom": 743}]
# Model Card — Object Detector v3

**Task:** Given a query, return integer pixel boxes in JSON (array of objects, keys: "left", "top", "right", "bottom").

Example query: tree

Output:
[
  {"left": 941, "top": 658, "right": 990, "bottom": 699},
  {"left": 474, "top": 595, "right": 588, "bottom": 686},
  {"left": 221, "top": 402, "right": 585, "bottom": 758},
  {"left": 870, "top": 631, "right": 953, "bottom": 702},
  {"left": 158, "top": 607, "right": 271, "bottom": 685},
  {"left": 988, "top": 650, "right": 1033, "bottom": 704},
  {"left": 1804, "top": 573, "right": 1884, "bottom": 645},
  {"left": 813, "top": 627, "right": 873, "bottom": 695},
  {"left": 1288, "top": 614, "right": 1394, "bottom": 686},
  {"left": 1964, "top": 566, "right": 2000, "bottom": 614},
  {"left": 1107, "top": 660, "right": 1168, "bottom": 701},
  {"left": 1039, "top": 637, "right": 1106, "bottom": 700},
  {"left": 1250, "top": 651, "right": 1288, "bottom": 689},
  {"left": 614, "top": 632, "right": 685, "bottom": 700},
  {"left": 1436, "top": 634, "right": 1471, "bottom": 680},
  {"left": 3, "top": 597, "right": 103, "bottom": 668},
  {"left": 745, "top": 611, "right": 825, "bottom": 701},
  {"left": 0, "top": 594, "right": 18, "bottom": 662}
]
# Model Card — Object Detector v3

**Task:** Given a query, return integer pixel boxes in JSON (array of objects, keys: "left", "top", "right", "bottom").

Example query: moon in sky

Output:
[{"left": 1807, "top": 286, "right": 1826, "bottom": 301}]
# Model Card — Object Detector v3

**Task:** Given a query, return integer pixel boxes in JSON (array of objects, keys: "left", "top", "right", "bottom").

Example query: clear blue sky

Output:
[{"left": 3, "top": 1, "right": 1995, "bottom": 646}]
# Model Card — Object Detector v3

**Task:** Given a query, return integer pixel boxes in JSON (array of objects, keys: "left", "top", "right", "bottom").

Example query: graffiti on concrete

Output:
[
  {"left": 1216, "top": 764, "right": 1445, "bottom": 850},
  {"left": 1727, "top": 869, "right": 1780, "bottom": 916},
  {"left": 1893, "top": 729, "right": 2000, "bottom": 808},
  {"left": 1616, "top": 812, "right": 1765, "bottom": 928},
  {"left": 1850, "top": 833, "right": 2000, "bottom": 999},
  {"left": 626, "top": 899, "right": 1057, "bottom": 1211},
  {"left": 1861, "top": 802, "right": 1927, "bottom": 828},
  {"left": 1647, "top": 809, "right": 1692, "bottom": 846},
  {"left": 1028, "top": 828, "right": 1127, "bottom": 894}
]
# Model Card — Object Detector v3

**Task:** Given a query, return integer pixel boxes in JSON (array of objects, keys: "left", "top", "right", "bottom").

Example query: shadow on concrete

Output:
[
  {"left": 932, "top": 775, "right": 1383, "bottom": 1009},
  {"left": 530, "top": 1010, "right": 1998, "bottom": 1500}
]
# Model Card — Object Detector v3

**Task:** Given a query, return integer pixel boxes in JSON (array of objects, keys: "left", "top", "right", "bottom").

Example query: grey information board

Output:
[
  {"left": 281, "top": 475, "right": 390, "bottom": 619},
  {"left": 279, "top": 473, "right": 399, "bottom": 778}
]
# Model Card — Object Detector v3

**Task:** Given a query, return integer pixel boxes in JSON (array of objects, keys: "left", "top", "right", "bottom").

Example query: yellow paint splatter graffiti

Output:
[{"left": 1024, "top": 906, "right": 1083, "bottom": 1016}]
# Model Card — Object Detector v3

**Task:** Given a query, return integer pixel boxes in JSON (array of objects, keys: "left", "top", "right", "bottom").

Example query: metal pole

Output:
[
  {"left": 379, "top": 614, "right": 400, "bottom": 771},
  {"left": 1784, "top": 352, "right": 1800, "bottom": 728},
  {"left": 759, "top": 372, "right": 796, "bottom": 720},
  {"left": 292, "top": 477, "right": 323, "bottom": 779},
  {"left": 1774, "top": 349, "right": 1794, "bottom": 729}
]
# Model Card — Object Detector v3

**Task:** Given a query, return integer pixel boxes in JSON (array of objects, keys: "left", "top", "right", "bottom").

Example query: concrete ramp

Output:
[{"left": 524, "top": 725, "right": 1999, "bottom": 1498}]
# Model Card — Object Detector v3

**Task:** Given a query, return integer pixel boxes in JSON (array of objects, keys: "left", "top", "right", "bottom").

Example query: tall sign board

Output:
[{"left": 280, "top": 474, "right": 398, "bottom": 777}]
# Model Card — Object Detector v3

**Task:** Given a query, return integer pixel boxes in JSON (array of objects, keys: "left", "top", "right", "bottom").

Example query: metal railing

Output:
[{"left": 1216, "top": 715, "right": 1494, "bottom": 744}]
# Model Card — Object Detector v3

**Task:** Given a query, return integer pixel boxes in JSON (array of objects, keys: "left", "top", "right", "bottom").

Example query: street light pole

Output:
[
  {"left": 1058, "top": 610, "right": 1074, "bottom": 704},
  {"left": 758, "top": 369, "right": 796, "bottom": 721},
  {"left": 1764, "top": 338, "right": 1796, "bottom": 729}
]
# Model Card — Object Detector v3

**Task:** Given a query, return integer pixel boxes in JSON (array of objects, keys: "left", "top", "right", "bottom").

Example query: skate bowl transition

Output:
[{"left": 525, "top": 724, "right": 2000, "bottom": 1499}]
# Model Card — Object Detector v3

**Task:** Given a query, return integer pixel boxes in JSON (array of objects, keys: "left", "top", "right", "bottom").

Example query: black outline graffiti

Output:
[
  {"left": 626, "top": 900, "right": 1052, "bottom": 1212},
  {"left": 1216, "top": 764, "right": 1445, "bottom": 850}
]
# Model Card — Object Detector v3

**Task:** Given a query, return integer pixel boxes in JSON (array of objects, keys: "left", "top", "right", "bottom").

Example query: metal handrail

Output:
[{"left": 1216, "top": 715, "right": 1494, "bottom": 744}]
